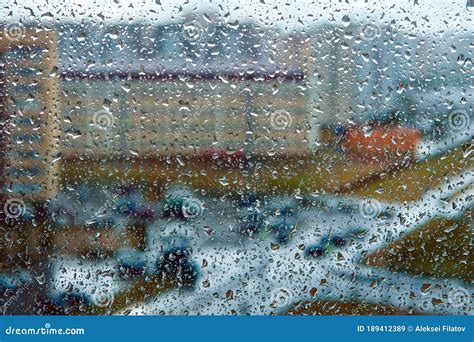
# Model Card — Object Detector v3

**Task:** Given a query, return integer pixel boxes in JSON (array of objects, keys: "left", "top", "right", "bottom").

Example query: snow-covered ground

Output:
[{"left": 49, "top": 168, "right": 474, "bottom": 315}]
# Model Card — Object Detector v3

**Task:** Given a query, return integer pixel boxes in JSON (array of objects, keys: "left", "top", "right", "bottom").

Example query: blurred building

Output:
[
  {"left": 0, "top": 18, "right": 471, "bottom": 200},
  {"left": 0, "top": 29, "right": 60, "bottom": 200},
  {"left": 0, "top": 19, "right": 313, "bottom": 201},
  {"left": 57, "top": 20, "right": 310, "bottom": 161}
]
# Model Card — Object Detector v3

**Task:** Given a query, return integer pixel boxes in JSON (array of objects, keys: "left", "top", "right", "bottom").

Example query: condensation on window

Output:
[{"left": 0, "top": 0, "right": 472, "bottom": 316}]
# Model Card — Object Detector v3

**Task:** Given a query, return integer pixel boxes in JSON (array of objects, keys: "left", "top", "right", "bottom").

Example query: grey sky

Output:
[{"left": 2, "top": 0, "right": 472, "bottom": 35}]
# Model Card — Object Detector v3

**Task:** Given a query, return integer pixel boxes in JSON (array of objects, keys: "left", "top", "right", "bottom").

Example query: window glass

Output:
[{"left": 0, "top": 0, "right": 472, "bottom": 316}]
